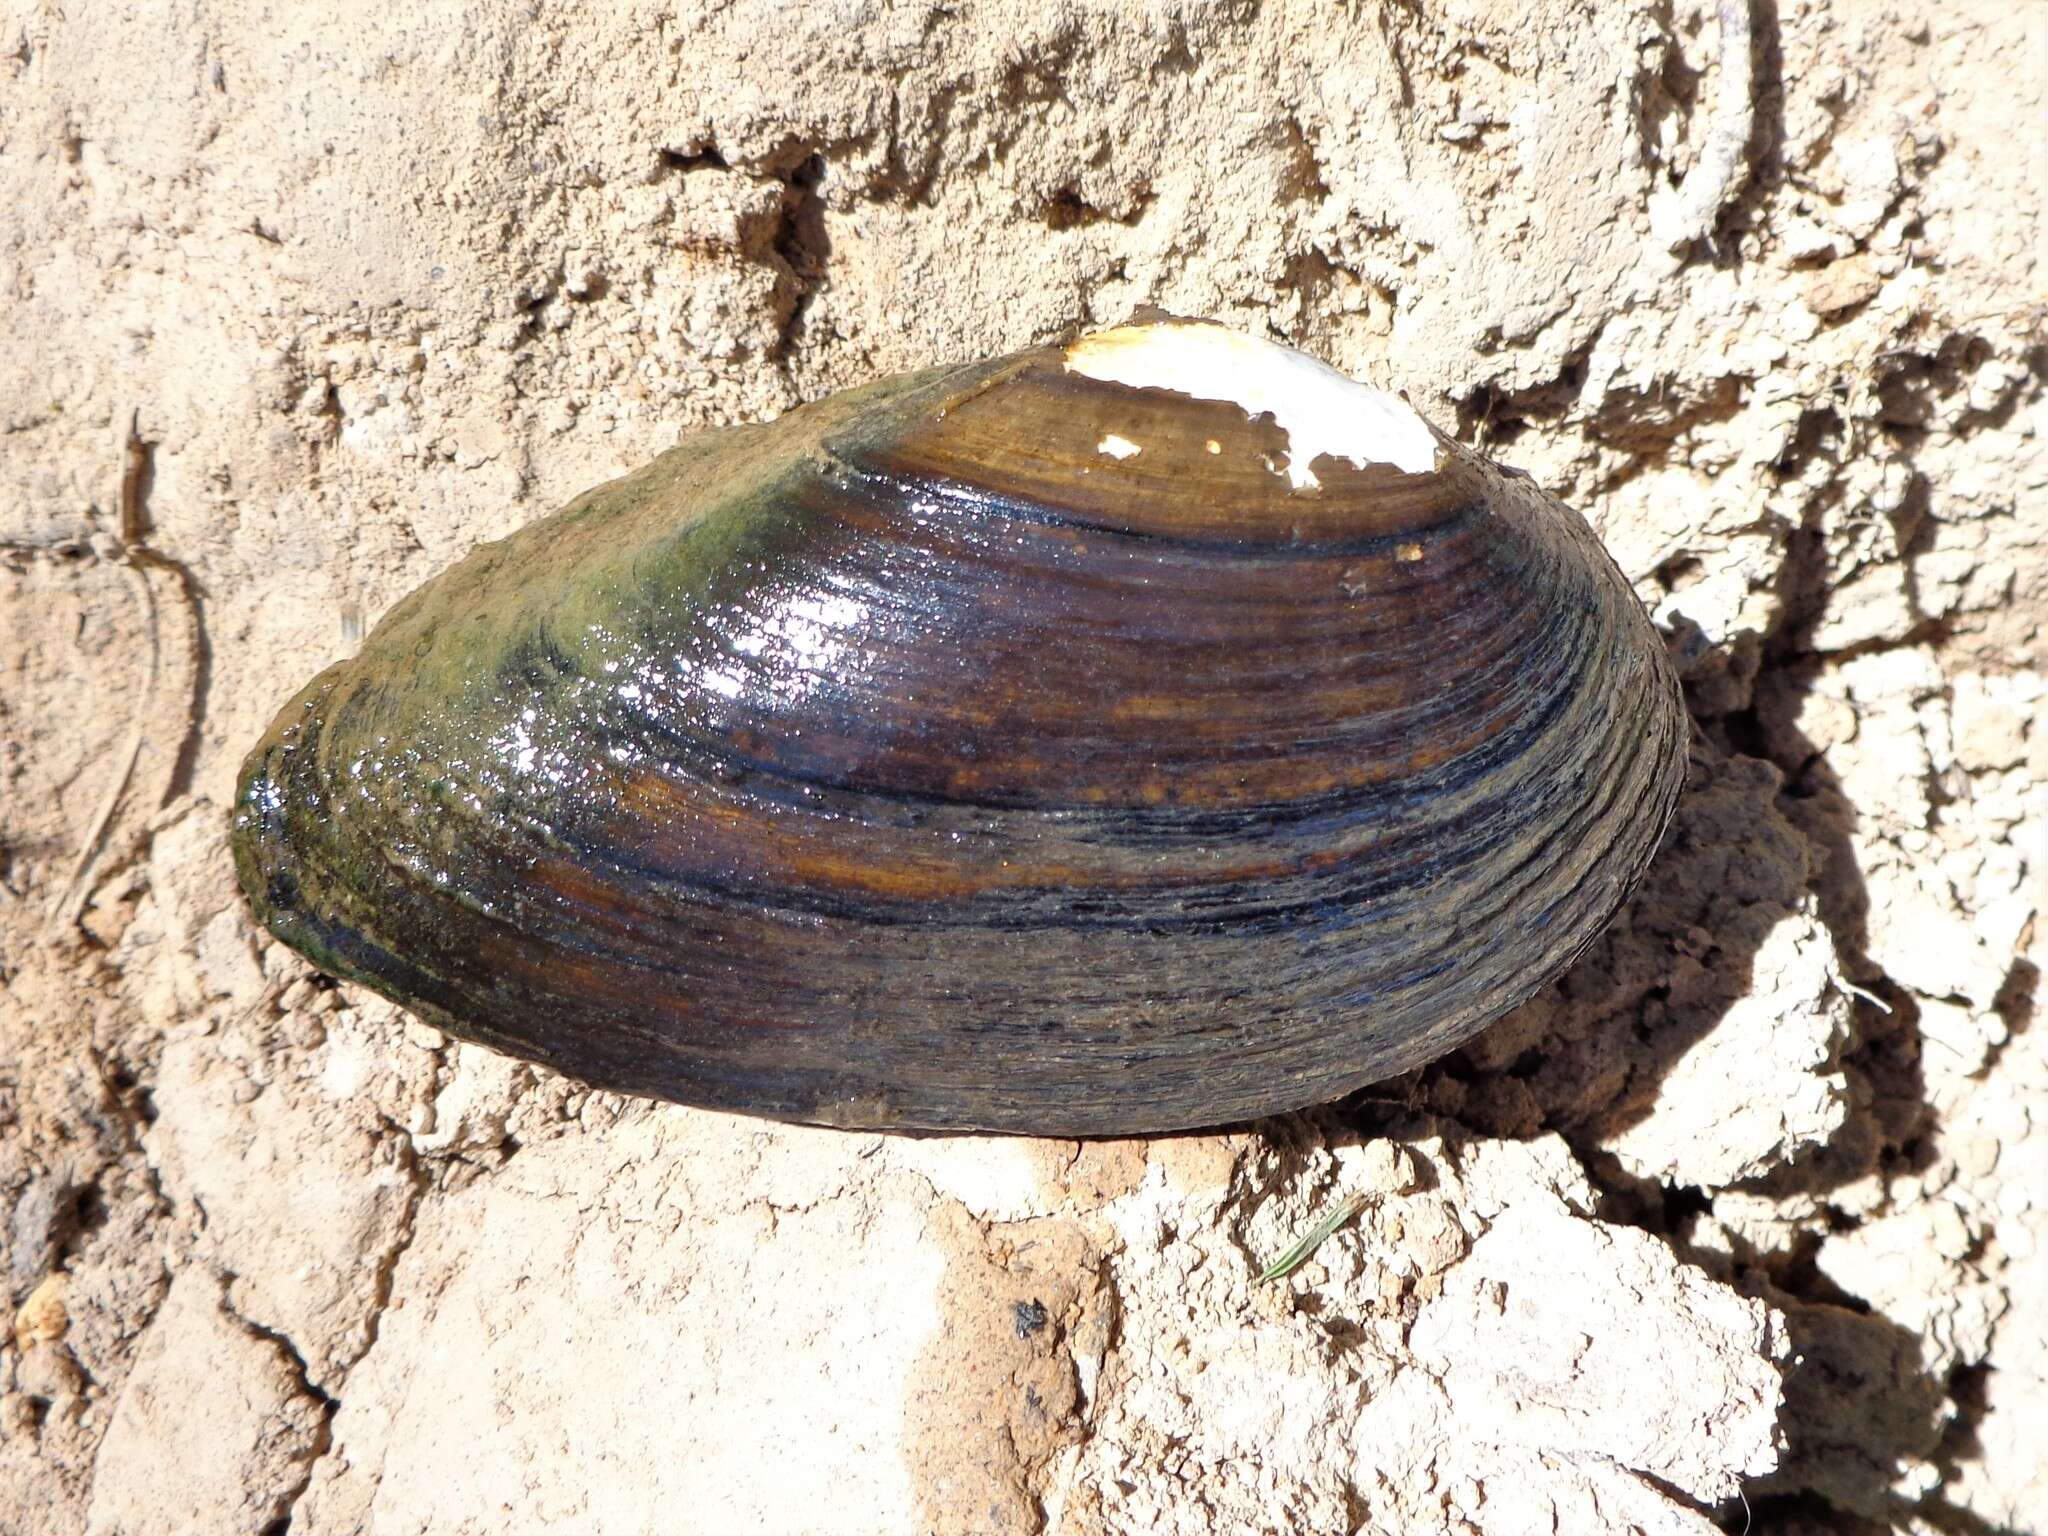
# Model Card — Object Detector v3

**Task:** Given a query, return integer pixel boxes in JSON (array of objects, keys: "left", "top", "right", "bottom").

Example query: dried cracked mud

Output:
[{"left": 1, "top": 2, "right": 2041, "bottom": 1532}]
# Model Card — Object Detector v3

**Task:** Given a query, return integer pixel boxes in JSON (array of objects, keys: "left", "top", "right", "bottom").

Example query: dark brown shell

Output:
[{"left": 232, "top": 319, "right": 1686, "bottom": 1135}]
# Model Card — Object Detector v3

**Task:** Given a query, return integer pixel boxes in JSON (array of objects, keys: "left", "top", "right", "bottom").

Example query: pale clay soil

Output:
[{"left": 1, "top": 2, "right": 2043, "bottom": 1533}]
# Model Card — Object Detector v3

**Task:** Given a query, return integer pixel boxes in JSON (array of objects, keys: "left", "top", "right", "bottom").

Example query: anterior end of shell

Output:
[{"left": 1062, "top": 318, "right": 1442, "bottom": 487}]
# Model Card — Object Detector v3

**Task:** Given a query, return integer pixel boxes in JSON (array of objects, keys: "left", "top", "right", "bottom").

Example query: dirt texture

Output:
[{"left": 1, "top": 1, "right": 2041, "bottom": 1533}]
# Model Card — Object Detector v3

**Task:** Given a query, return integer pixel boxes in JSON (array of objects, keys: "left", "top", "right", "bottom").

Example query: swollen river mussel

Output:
[{"left": 232, "top": 317, "right": 1687, "bottom": 1135}]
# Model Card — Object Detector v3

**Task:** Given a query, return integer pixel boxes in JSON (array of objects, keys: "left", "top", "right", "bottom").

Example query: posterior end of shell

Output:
[{"left": 1062, "top": 317, "right": 1443, "bottom": 486}]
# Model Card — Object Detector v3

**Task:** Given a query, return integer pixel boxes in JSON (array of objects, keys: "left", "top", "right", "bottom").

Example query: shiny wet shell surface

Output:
[{"left": 233, "top": 323, "right": 1687, "bottom": 1134}]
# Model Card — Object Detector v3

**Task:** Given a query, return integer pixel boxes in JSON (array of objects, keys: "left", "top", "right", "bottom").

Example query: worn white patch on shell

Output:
[
  {"left": 1097, "top": 433, "right": 1142, "bottom": 459},
  {"left": 1064, "top": 321, "right": 1441, "bottom": 489}
]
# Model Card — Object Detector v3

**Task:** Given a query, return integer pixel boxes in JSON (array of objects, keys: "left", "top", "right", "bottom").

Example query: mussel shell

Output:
[{"left": 232, "top": 320, "right": 1686, "bottom": 1135}]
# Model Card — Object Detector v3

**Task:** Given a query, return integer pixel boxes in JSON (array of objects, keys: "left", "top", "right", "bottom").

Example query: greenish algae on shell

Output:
[{"left": 232, "top": 318, "right": 1687, "bottom": 1135}]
